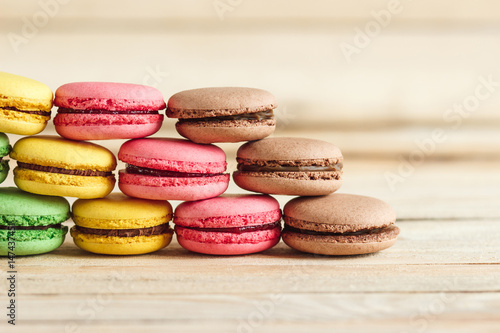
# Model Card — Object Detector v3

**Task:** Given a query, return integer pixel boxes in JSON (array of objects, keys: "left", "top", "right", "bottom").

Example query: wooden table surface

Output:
[{"left": 2, "top": 128, "right": 500, "bottom": 333}]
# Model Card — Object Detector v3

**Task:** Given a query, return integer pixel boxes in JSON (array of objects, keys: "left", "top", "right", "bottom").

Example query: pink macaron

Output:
[
  {"left": 174, "top": 194, "right": 282, "bottom": 255},
  {"left": 54, "top": 82, "right": 166, "bottom": 140},
  {"left": 118, "top": 138, "right": 229, "bottom": 201}
]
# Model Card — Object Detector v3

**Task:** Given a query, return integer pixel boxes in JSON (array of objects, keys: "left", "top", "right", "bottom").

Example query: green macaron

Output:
[
  {"left": 0, "top": 133, "right": 11, "bottom": 184},
  {"left": 0, "top": 187, "right": 70, "bottom": 256}
]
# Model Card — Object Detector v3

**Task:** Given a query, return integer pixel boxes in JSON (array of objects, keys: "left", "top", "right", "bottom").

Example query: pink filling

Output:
[{"left": 174, "top": 210, "right": 282, "bottom": 228}]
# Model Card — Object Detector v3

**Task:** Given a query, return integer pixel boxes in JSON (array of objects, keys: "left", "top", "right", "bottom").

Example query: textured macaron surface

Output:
[
  {"left": 284, "top": 194, "right": 396, "bottom": 233},
  {"left": 175, "top": 226, "right": 280, "bottom": 245},
  {"left": 174, "top": 194, "right": 282, "bottom": 228},
  {"left": 54, "top": 82, "right": 166, "bottom": 111},
  {"left": 0, "top": 133, "right": 11, "bottom": 183},
  {"left": 119, "top": 138, "right": 227, "bottom": 173},
  {"left": 167, "top": 87, "right": 277, "bottom": 118},
  {"left": 72, "top": 193, "right": 172, "bottom": 229},
  {"left": 237, "top": 137, "right": 342, "bottom": 162},
  {"left": 0, "top": 71, "right": 53, "bottom": 111},
  {"left": 0, "top": 228, "right": 68, "bottom": 242},
  {"left": 11, "top": 135, "right": 117, "bottom": 171},
  {"left": 0, "top": 187, "right": 70, "bottom": 226},
  {"left": 0, "top": 133, "right": 11, "bottom": 157}
]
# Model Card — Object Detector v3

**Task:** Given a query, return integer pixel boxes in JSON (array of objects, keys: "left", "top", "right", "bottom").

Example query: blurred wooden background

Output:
[{"left": 2, "top": 0, "right": 500, "bottom": 132}]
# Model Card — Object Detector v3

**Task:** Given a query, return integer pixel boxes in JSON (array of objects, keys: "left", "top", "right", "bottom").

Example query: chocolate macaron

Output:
[
  {"left": 282, "top": 194, "right": 400, "bottom": 255},
  {"left": 166, "top": 87, "right": 277, "bottom": 143},
  {"left": 233, "top": 137, "right": 343, "bottom": 196}
]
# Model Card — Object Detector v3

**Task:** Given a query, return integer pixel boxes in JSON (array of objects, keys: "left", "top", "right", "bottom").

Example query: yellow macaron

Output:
[
  {"left": 0, "top": 72, "right": 53, "bottom": 135},
  {"left": 70, "top": 193, "right": 174, "bottom": 255},
  {"left": 10, "top": 135, "right": 116, "bottom": 198}
]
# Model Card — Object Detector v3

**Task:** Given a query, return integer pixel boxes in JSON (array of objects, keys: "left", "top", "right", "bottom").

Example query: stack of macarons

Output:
[{"left": 0, "top": 70, "right": 399, "bottom": 257}]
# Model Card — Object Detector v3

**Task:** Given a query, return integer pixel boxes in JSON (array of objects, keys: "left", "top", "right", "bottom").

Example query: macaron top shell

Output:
[
  {"left": 0, "top": 187, "right": 70, "bottom": 226},
  {"left": 119, "top": 138, "right": 227, "bottom": 173},
  {"left": 284, "top": 194, "right": 396, "bottom": 233},
  {"left": 0, "top": 72, "right": 53, "bottom": 112},
  {"left": 167, "top": 87, "right": 277, "bottom": 118},
  {"left": 175, "top": 194, "right": 281, "bottom": 228},
  {"left": 237, "top": 137, "right": 342, "bottom": 161},
  {"left": 54, "top": 82, "right": 166, "bottom": 111},
  {"left": 10, "top": 135, "right": 117, "bottom": 171},
  {"left": 0, "top": 133, "right": 11, "bottom": 157},
  {"left": 72, "top": 193, "right": 172, "bottom": 228}
]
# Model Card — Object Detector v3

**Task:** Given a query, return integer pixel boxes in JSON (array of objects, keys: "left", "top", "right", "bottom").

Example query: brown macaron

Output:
[
  {"left": 233, "top": 137, "right": 343, "bottom": 196},
  {"left": 166, "top": 87, "right": 277, "bottom": 143},
  {"left": 282, "top": 194, "right": 400, "bottom": 256}
]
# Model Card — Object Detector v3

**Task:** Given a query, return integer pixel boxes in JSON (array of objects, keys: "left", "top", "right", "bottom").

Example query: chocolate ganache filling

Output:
[
  {"left": 0, "top": 223, "right": 63, "bottom": 231},
  {"left": 283, "top": 225, "right": 395, "bottom": 236},
  {"left": 1, "top": 106, "right": 50, "bottom": 115},
  {"left": 179, "top": 220, "right": 281, "bottom": 234},
  {"left": 178, "top": 110, "right": 274, "bottom": 123},
  {"left": 126, "top": 164, "right": 222, "bottom": 177},
  {"left": 58, "top": 108, "right": 159, "bottom": 115},
  {"left": 17, "top": 162, "right": 112, "bottom": 177},
  {"left": 74, "top": 223, "right": 171, "bottom": 237}
]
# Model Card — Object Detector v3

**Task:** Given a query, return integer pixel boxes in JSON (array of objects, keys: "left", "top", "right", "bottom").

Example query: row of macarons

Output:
[
  {"left": 0, "top": 71, "right": 399, "bottom": 256},
  {"left": 0, "top": 132, "right": 399, "bottom": 257},
  {"left": 1, "top": 71, "right": 278, "bottom": 144},
  {"left": 0, "top": 187, "right": 399, "bottom": 257},
  {"left": 0, "top": 134, "right": 343, "bottom": 200}
]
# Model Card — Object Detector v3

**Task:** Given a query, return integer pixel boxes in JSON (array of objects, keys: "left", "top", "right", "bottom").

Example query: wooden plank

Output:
[
  {"left": 6, "top": 293, "right": 500, "bottom": 332},
  {"left": 2, "top": 221, "right": 499, "bottom": 296}
]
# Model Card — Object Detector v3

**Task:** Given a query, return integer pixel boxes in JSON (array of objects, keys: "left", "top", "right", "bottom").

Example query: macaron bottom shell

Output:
[
  {"left": 0, "top": 228, "right": 68, "bottom": 256},
  {"left": 281, "top": 228, "right": 399, "bottom": 256},
  {"left": 175, "top": 226, "right": 281, "bottom": 255},
  {"left": 54, "top": 114, "right": 163, "bottom": 140},
  {"left": 119, "top": 172, "right": 229, "bottom": 201},
  {"left": 233, "top": 172, "right": 343, "bottom": 196},
  {"left": 0, "top": 113, "right": 49, "bottom": 136},
  {"left": 14, "top": 169, "right": 115, "bottom": 199},
  {"left": 176, "top": 120, "right": 276, "bottom": 144},
  {"left": 71, "top": 228, "right": 173, "bottom": 255}
]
